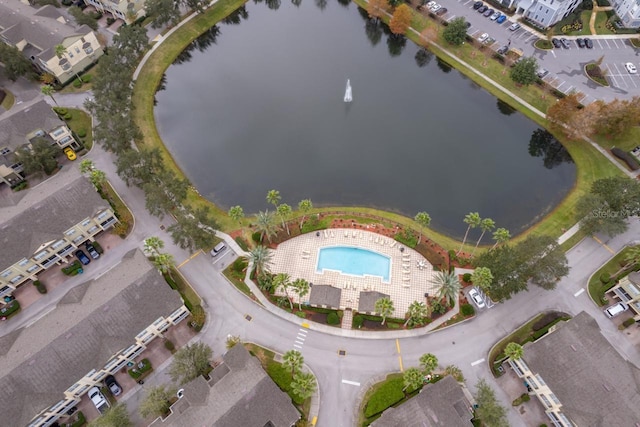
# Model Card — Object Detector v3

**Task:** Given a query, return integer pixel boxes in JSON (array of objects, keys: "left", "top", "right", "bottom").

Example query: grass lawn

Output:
[
  {"left": 222, "top": 262, "right": 255, "bottom": 299},
  {"left": 534, "top": 39, "right": 553, "bottom": 50},
  {"left": 559, "top": 229, "right": 587, "bottom": 252},
  {"left": 358, "top": 373, "right": 423, "bottom": 426},
  {"left": 169, "top": 267, "right": 202, "bottom": 309},
  {"left": 65, "top": 108, "right": 93, "bottom": 150},
  {"left": 1, "top": 89, "right": 15, "bottom": 110},
  {"left": 593, "top": 11, "right": 615, "bottom": 35},
  {"left": 59, "top": 61, "right": 102, "bottom": 94},
  {"left": 553, "top": 10, "right": 591, "bottom": 36},
  {"left": 588, "top": 245, "right": 639, "bottom": 305},
  {"left": 101, "top": 182, "right": 133, "bottom": 237},
  {"left": 592, "top": 127, "right": 640, "bottom": 152}
]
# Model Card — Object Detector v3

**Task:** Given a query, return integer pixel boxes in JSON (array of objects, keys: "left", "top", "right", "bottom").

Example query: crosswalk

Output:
[{"left": 293, "top": 328, "right": 308, "bottom": 350}]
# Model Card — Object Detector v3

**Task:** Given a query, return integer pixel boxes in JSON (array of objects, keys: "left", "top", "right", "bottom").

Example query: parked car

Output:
[
  {"left": 75, "top": 250, "right": 91, "bottom": 265},
  {"left": 473, "top": 0, "right": 483, "bottom": 9},
  {"left": 477, "top": 5, "right": 487, "bottom": 13},
  {"left": 584, "top": 38, "right": 593, "bottom": 48},
  {"left": 536, "top": 68, "right": 549, "bottom": 78},
  {"left": 604, "top": 302, "right": 628, "bottom": 318},
  {"left": 210, "top": 242, "right": 227, "bottom": 257},
  {"left": 85, "top": 242, "right": 100, "bottom": 259},
  {"left": 483, "top": 8, "right": 494, "bottom": 17},
  {"left": 552, "top": 38, "right": 562, "bottom": 49},
  {"left": 465, "top": 21, "right": 472, "bottom": 28},
  {"left": 497, "top": 45, "right": 509, "bottom": 55},
  {"left": 478, "top": 33, "right": 489, "bottom": 43},
  {"left": 508, "top": 22, "right": 520, "bottom": 31},
  {"left": 88, "top": 387, "right": 110, "bottom": 414},
  {"left": 425, "top": 1, "right": 436, "bottom": 8},
  {"left": 625, "top": 62, "right": 637, "bottom": 74},
  {"left": 560, "top": 38, "right": 571, "bottom": 49},
  {"left": 496, "top": 15, "right": 507, "bottom": 23},
  {"left": 469, "top": 288, "right": 485, "bottom": 309},
  {"left": 490, "top": 11, "right": 501, "bottom": 21},
  {"left": 105, "top": 375, "right": 122, "bottom": 396},
  {"left": 63, "top": 147, "right": 76, "bottom": 161},
  {"left": 576, "top": 38, "right": 585, "bottom": 48},
  {"left": 435, "top": 7, "right": 447, "bottom": 15},
  {"left": 429, "top": 3, "right": 441, "bottom": 11}
]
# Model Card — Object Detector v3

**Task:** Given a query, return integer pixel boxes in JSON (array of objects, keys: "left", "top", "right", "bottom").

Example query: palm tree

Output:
[
  {"left": 403, "top": 367, "right": 424, "bottom": 392},
  {"left": 491, "top": 227, "right": 511, "bottom": 250},
  {"left": 256, "top": 210, "right": 278, "bottom": 243},
  {"left": 266, "top": 189, "right": 281, "bottom": 209},
  {"left": 471, "top": 218, "right": 496, "bottom": 256},
  {"left": 457, "top": 212, "right": 481, "bottom": 255},
  {"left": 432, "top": 271, "right": 461, "bottom": 307},
  {"left": 143, "top": 236, "right": 165, "bottom": 257},
  {"left": 404, "top": 300, "right": 428, "bottom": 327},
  {"left": 244, "top": 245, "right": 273, "bottom": 278},
  {"left": 414, "top": 212, "right": 431, "bottom": 245},
  {"left": 419, "top": 353, "right": 438, "bottom": 374},
  {"left": 277, "top": 203, "right": 292, "bottom": 235},
  {"left": 89, "top": 169, "right": 107, "bottom": 190},
  {"left": 298, "top": 199, "right": 313, "bottom": 229},
  {"left": 504, "top": 342, "right": 524, "bottom": 361},
  {"left": 292, "top": 278, "right": 310, "bottom": 310},
  {"left": 153, "top": 253, "right": 175, "bottom": 278},
  {"left": 374, "top": 297, "right": 394, "bottom": 325},
  {"left": 79, "top": 159, "right": 95, "bottom": 174},
  {"left": 228, "top": 205, "right": 244, "bottom": 225},
  {"left": 273, "top": 272, "right": 293, "bottom": 309},
  {"left": 470, "top": 267, "right": 493, "bottom": 292},
  {"left": 283, "top": 349, "right": 304, "bottom": 377},
  {"left": 444, "top": 365, "right": 464, "bottom": 382},
  {"left": 41, "top": 85, "right": 58, "bottom": 105},
  {"left": 291, "top": 371, "right": 316, "bottom": 400}
]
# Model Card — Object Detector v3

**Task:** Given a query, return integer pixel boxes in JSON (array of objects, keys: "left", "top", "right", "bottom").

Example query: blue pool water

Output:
[{"left": 316, "top": 246, "right": 391, "bottom": 282}]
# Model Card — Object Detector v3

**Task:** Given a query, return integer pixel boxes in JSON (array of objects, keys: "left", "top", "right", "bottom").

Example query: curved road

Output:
[{"left": 41, "top": 92, "right": 640, "bottom": 427}]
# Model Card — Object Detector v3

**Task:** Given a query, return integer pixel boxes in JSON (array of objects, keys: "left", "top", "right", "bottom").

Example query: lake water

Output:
[{"left": 154, "top": 0, "right": 576, "bottom": 239}]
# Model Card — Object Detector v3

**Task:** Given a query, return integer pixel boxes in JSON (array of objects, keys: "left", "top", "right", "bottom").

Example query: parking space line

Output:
[
  {"left": 606, "top": 64, "right": 620, "bottom": 87},
  {"left": 574, "top": 288, "right": 585, "bottom": 297},
  {"left": 556, "top": 81, "right": 566, "bottom": 90},
  {"left": 629, "top": 75, "right": 639, "bottom": 89},
  {"left": 614, "top": 63, "right": 629, "bottom": 88},
  {"left": 564, "top": 85, "right": 574, "bottom": 94},
  {"left": 471, "top": 358, "right": 485, "bottom": 366},
  {"left": 342, "top": 379, "right": 361, "bottom": 386}
]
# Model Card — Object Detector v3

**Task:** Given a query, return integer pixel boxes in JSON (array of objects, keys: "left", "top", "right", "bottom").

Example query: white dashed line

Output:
[
  {"left": 342, "top": 379, "right": 361, "bottom": 386},
  {"left": 574, "top": 289, "right": 585, "bottom": 297},
  {"left": 471, "top": 358, "right": 485, "bottom": 366}
]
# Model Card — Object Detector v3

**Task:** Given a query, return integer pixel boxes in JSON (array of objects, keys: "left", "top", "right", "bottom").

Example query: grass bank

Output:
[
  {"left": 588, "top": 245, "right": 639, "bottom": 306},
  {"left": 0, "top": 89, "right": 15, "bottom": 110},
  {"left": 133, "top": 0, "right": 623, "bottom": 252}
]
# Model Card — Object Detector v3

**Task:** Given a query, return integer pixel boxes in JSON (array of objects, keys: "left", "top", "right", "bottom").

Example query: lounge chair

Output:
[
  {"left": 344, "top": 230, "right": 349, "bottom": 237},
  {"left": 403, "top": 284, "right": 411, "bottom": 288},
  {"left": 374, "top": 237, "right": 379, "bottom": 244},
  {"left": 331, "top": 231, "right": 335, "bottom": 237},
  {"left": 302, "top": 255, "right": 310, "bottom": 259},
  {"left": 389, "top": 241, "right": 396, "bottom": 248}
]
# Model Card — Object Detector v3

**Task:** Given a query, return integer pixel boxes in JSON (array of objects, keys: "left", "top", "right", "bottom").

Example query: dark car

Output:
[
  {"left": 75, "top": 250, "right": 90, "bottom": 265},
  {"left": 466, "top": 21, "right": 472, "bottom": 28},
  {"left": 435, "top": 7, "right": 447, "bottom": 15},
  {"left": 552, "top": 38, "right": 562, "bottom": 48},
  {"left": 473, "top": 0, "right": 483, "bottom": 9},
  {"left": 560, "top": 38, "right": 571, "bottom": 49},
  {"left": 85, "top": 242, "right": 100, "bottom": 259},
  {"left": 483, "top": 8, "right": 494, "bottom": 17},
  {"left": 576, "top": 38, "right": 585, "bottom": 48},
  {"left": 105, "top": 375, "right": 122, "bottom": 396},
  {"left": 497, "top": 45, "right": 509, "bottom": 55},
  {"left": 584, "top": 37, "right": 593, "bottom": 48},
  {"left": 477, "top": 5, "right": 487, "bottom": 13}
]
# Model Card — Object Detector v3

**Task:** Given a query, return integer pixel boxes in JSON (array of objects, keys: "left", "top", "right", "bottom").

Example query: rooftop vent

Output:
[{"left": 570, "top": 344, "right": 577, "bottom": 352}]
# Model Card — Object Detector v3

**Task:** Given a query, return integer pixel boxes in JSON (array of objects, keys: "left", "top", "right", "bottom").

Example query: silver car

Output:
[{"left": 469, "top": 288, "right": 486, "bottom": 309}]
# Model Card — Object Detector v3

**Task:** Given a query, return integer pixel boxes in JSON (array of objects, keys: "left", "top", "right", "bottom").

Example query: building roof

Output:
[
  {"left": 0, "top": 99, "right": 64, "bottom": 152},
  {"left": 627, "top": 271, "right": 640, "bottom": 285},
  {"left": 523, "top": 311, "right": 640, "bottom": 426},
  {"left": 308, "top": 284, "right": 341, "bottom": 308},
  {"left": 0, "top": 249, "right": 185, "bottom": 426},
  {"left": 0, "top": 176, "right": 108, "bottom": 270},
  {"left": 373, "top": 376, "right": 473, "bottom": 427},
  {"left": 154, "top": 345, "right": 300, "bottom": 427},
  {"left": 0, "top": 0, "right": 94, "bottom": 62},
  {"left": 358, "top": 291, "right": 390, "bottom": 313}
]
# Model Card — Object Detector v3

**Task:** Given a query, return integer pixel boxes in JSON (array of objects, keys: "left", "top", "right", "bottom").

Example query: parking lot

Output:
[{"left": 427, "top": 0, "right": 640, "bottom": 103}]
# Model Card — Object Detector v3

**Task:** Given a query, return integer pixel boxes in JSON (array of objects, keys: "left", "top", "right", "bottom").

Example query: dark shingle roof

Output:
[
  {"left": 0, "top": 249, "right": 185, "bottom": 426},
  {"left": 154, "top": 345, "right": 300, "bottom": 427},
  {"left": 373, "top": 376, "right": 473, "bottom": 427},
  {"left": 309, "top": 284, "right": 341, "bottom": 308},
  {"left": 524, "top": 311, "right": 640, "bottom": 426},
  {"left": 358, "top": 291, "right": 389, "bottom": 313},
  {"left": 0, "top": 100, "right": 63, "bottom": 152},
  {"left": 0, "top": 176, "right": 108, "bottom": 270}
]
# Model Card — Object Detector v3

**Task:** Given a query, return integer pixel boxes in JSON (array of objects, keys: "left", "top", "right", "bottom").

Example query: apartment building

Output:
[
  {"left": 610, "top": 271, "right": 640, "bottom": 319},
  {"left": 0, "top": 100, "right": 80, "bottom": 187},
  {"left": 0, "top": 176, "right": 117, "bottom": 295},
  {"left": 83, "top": 0, "right": 146, "bottom": 24},
  {"left": 508, "top": 312, "right": 640, "bottom": 427},
  {"left": 0, "top": 0, "right": 103, "bottom": 84},
  {"left": 611, "top": 0, "right": 640, "bottom": 27},
  {"left": 516, "top": 0, "right": 583, "bottom": 28}
]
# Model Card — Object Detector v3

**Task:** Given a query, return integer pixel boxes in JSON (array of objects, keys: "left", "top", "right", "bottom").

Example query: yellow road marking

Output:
[
  {"left": 396, "top": 339, "right": 404, "bottom": 372},
  {"left": 301, "top": 322, "right": 310, "bottom": 328},
  {"left": 592, "top": 236, "right": 615, "bottom": 254},
  {"left": 177, "top": 250, "right": 203, "bottom": 268},
  {"left": 311, "top": 416, "right": 317, "bottom": 425}
]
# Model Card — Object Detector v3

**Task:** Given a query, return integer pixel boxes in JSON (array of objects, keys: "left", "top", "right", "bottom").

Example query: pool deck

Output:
[{"left": 271, "top": 228, "right": 440, "bottom": 318}]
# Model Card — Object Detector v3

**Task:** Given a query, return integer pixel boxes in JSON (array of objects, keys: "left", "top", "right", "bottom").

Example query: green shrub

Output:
[
  {"left": 301, "top": 216, "right": 329, "bottom": 233},
  {"left": 364, "top": 377, "right": 405, "bottom": 418},
  {"left": 77, "top": 129, "right": 87, "bottom": 138},
  {"left": 431, "top": 300, "right": 447, "bottom": 315},
  {"left": 33, "top": 280, "right": 47, "bottom": 294},
  {"left": 394, "top": 229, "right": 418, "bottom": 248},
  {"left": 522, "top": 394, "right": 531, "bottom": 402},
  {"left": 235, "top": 236, "right": 249, "bottom": 251},
  {"left": 11, "top": 181, "right": 28, "bottom": 192},
  {"left": 267, "top": 362, "right": 305, "bottom": 405},
  {"left": 72, "top": 79, "right": 82, "bottom": 88},
  {"left": 532, "top": 312, "right": 567, "bottom": 331},
  {"left": 68, "top": 411, "right": 86, "bottom": 427},
  {"left": 128, "top": 359, "right": 152, "bottom": 379},
  {"left": 53, "top": 107, "right": 67, "bottom": 115},
  {"left": 64, "top": 113, "right": 73, "bottom": 120},
  {"left": 462, "top": 273, "right": 472, "bottom": 282},
  {"left": 0, "top": 301, "right": 20, "bottom": 318},
  {"left": 448, "top": 249, "right": 457, "bottom": 263},
  {"left": 532, "top": 317, "right": 569, "bottom": 340},
  {"left": 295, "top": 311, "right": 306, "bottom": 318},
  {"left": 461, "top": 304, "right": 475, "bottom": 316},
  {"left": 62, "top": 261, "right": 82, "bottom": 275},
  {"left": 82, "top": 74, "right": 92, "bottom": 83},
  {"left": 232, "top": 257, "right": 248, "bottom": 273},
  {"left": 252, "top": 231, "right": 262, "bottom": 243},
  {"left": 92, "top": 241, "right": 104, "bottom": 253},
  {"left": 622, "top": 318, "right": 635, "bottom": 328},
  {"left": 353, "top": 315, "right": 364, "bottom": 328},
  {"left": 164, "top": 339, "right": 175, "bottom": 352},
  {"left": 387, "top": 322, "right": 401, "bottom": 329},
  {"left": 600, "top": 273, "right": 611, "bottom": 284},
  {"left": 327, "top": 312, "right": 340, "bottom": 325}
]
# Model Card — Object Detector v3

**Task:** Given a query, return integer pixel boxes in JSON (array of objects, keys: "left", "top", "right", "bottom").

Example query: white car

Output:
[
  {"left": 508, "top": 22, "right": 520, "bottom": 31},
  {"left": 430, "top": 3, "right": 441, "bottom": 11},
  {"left": 604, "top": 302, "right": 628, "bottom": 318},
  {"left": 625, "top": 62, "right": 637, "bottom": 74},
  {"left": 89, "top": 386, "right": 110, "bottom": 414},
  {"left": 425, "top": 1, "right": 436, "bottom": 8},
  {"left": 469, "top": 288, "right": 486, "bottom": 309},
  {"left": 478, "top": 33, "right": 489, "bottom": 43}
]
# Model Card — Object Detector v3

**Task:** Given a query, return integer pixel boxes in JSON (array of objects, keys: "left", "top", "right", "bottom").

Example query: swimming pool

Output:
[{"left": 316, "top": 246, "right": 391, "bottom": 282}]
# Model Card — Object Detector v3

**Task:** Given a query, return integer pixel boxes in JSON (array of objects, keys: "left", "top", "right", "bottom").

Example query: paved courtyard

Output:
[{"left": 271, "top": 228, "right": 440, "bottom": 318}]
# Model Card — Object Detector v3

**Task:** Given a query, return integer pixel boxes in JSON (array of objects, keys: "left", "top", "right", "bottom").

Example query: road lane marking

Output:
[
  {"left": 342, "top": 379, "right": 361, "bottom": 386},
  {"left": 396, "top": 338, "right": 404, "bottom": 372},
  {"left": 293, "top": 344, "right": 302, "bottom": 349},
  {"left": 574, "top": 288, "right": 585, "bottom": 297},
  {"left": 177, "top": 250, "right": 203, "bottom": 268},
  {"left": 298, "top": 328, "right": 308, "bottom": 334},
  {"left": 301, "top": 323, "right": 310, "bottom": 328},
  {"left": 593, "top": 236, "right": 615, "bottom": 254},
  {"left": 311, "top": 416, "right": 317, "bottom": 426},
  {"left": 295, "top": 340, "right": 305, "bottom": 345},
  {"left": 471, "top": 358, "right": 485, "bottom": 366}
]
